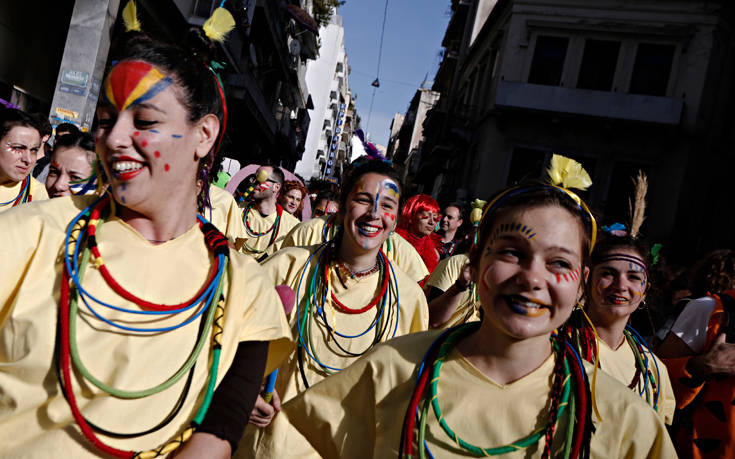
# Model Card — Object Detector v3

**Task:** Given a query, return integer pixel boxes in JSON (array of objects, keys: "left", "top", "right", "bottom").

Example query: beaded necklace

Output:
[
  {"left": 242, "top": 203, "right": 283, "bottom": 255},
  {"left": 295, "top": 238, "right": 400, "bottom": 386},
  {"left": 0, "top": 175, "right": 32, "bottom": 207},
  {"left": 400, "top": 323, "right": 594, "bottom": 459},
  {"left": 57, "top": 194, "right": 231, "bottom": 458}
]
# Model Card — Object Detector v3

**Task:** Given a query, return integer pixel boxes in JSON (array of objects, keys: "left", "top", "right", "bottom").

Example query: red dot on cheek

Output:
[
  {"left": 154, "top": 150, "right": 161, "bottom": 158},
  {"left": 133, "top": 131, "right": 140, "bottom": 137},
  {"left": 164, "top": 164, "right": 170, "bottom": 172},
  {"left": 141, "top": 140, "right": 147, "bottom": 147}
]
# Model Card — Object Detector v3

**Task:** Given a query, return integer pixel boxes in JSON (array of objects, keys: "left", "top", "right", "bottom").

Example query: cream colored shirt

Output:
[
  {"left": 425, "top": 253, "right": 481, "bottom": 329},
  {"left": 237, "top": 203, "right": 300, "bottom": 259},
  {"left": 272, "top": 330, "right": 678, "bottom": 458},
  {"left": 0, "top": 195, "right": 292, "bottom": 458},
  {"left": 0, "top": 176, "right": 48, "bottom": 212},
  {"left": 239, "top": 245, "right": 429, "bottom": 458},
  {"left": 281, "top": 215, "right": 430, "bottom": 282},
  {"left": 597, "top": 337, "right": 676, "bottom": 424},
  {"left": 206, "top": 184, "right": 247, "bottom": 243}
]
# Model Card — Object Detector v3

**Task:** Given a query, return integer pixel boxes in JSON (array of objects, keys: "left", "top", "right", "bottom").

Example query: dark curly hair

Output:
[{"left": 689, "top": 249, "right": 735, "bottom": 297}]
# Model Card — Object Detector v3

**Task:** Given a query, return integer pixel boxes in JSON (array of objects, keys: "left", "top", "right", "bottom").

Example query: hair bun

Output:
[{"left": 185, "top": 27, "right": 216, "bottom": 63}]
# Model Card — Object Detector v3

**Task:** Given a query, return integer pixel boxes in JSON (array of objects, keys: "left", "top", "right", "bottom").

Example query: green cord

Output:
[
  {"left": 427, "top": 326, "right": 571, "bottom": 456},
  {"left": 68, "top": 216, "right": 226, "bottom": 399}
]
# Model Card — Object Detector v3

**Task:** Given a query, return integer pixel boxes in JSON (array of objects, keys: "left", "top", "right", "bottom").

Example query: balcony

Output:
[{"left": 495, "top": 81, "right": 683, "bottom": 125}]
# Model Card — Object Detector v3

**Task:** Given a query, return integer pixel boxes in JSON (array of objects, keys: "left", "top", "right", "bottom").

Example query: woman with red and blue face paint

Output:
[{"left": 0, "top": 5, "right": 291, "bottom": 458}]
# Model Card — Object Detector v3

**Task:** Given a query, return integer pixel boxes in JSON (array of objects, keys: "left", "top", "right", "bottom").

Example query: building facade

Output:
[
  {"left": 416, "top": 0, "right": 735, "bottom": 262},
  {"left": 295, "top": 13, "right": 354, "bottom": 182},
  {"left": 387, "top": 85, "right": 439, "bottom": 188},
  {"left": 1, "top": 0, "right": 317, "bottom": 170}
]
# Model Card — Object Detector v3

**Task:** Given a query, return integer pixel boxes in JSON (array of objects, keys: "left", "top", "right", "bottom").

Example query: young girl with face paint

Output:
[
  {"left": 0, "top": 28, "right": 292, "bottom": 458},
  {"left": 0, "top": 108, "right": 48, "bottom": 210},
  {"left": 239, "top": 159, "right": 428, "bottom": 457},
  {"left": 254, "top": 162, "right": 676, "bottom": 458},
  {"left": 568, "top": 235, "right": 676, "bottom": 424}
]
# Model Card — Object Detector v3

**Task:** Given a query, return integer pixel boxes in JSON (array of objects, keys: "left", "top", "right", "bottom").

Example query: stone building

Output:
[{"left": 416, "top": 0, "right": 735, "bottom": 262}]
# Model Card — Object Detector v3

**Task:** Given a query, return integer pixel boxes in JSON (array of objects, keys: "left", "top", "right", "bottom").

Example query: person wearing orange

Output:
[{"left": 658, "top": 249, "right": 735, "bottom": 458}]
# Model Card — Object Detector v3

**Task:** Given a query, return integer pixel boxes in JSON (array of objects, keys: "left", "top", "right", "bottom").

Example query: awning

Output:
[{"left": 286, "top": 4, "right": 319, "bottom": 34}]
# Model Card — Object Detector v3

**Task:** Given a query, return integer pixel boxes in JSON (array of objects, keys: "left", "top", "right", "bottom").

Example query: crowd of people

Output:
[{"left": 0, "top": 3, "right": 734, "bottom": 459}]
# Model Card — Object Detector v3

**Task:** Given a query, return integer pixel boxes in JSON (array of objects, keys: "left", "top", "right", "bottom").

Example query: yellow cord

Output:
[{"left": 579, "top": 306, "right": 603, "bottom": 421}]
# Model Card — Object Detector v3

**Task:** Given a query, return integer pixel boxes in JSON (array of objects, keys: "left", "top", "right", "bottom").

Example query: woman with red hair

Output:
[
  {"left": 277, "top": 180, "right": 308, "bottom": 220},
  {"left": 396, "top": 193, "right": 441, "bottom": 276}
]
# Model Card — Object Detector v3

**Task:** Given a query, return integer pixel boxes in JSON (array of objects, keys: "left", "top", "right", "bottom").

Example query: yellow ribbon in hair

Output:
[
  {"left": 547, "top": 154, "right": 592, "bottom": 190},
  {"left": 203, "top": 7, "right": 236, "bottom": 43},
  {"left": 579, "top": 306, "right": 604, "bottom": 422},
  {"left": 470, "top": 199, "right": 486, "bottom": 226},
  {"left": 122, "top": 0, "right": 142, "bottom": 32}
]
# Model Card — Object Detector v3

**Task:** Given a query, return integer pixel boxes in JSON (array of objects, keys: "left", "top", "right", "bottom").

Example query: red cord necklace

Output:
[{"left": 326, "top": 247, "right": 389, "bottom": 314}]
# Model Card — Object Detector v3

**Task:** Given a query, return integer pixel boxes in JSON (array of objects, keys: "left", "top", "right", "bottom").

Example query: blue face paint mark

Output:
[
  {"left": 171, "top": 134, "right": 182, "bottom": 139},
  {"left": 121, "top": 183, "right": 127, "bottom": 191},
  {"left": 121, "top": 195, "right": 126, "bottom": 203},
  {"left": 150, "top": 129, "right": 160, "bottom": 134}
]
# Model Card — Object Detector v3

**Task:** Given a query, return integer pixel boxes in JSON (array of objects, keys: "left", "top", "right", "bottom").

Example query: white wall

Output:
[{"left": 295, "top": 15, "right": 347, "bottom": 179}]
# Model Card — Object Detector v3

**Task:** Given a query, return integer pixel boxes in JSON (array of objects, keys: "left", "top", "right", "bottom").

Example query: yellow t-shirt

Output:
[
  {"left": 238, "top": 245, "right": 429, "bottom": 458},
  {"left": 597, "top": 337, "right": 676, "bottom": 424},
  {"left": 274, "top": 330, "right": 677, "bottom": 458},
  {"left": 281, "top": 216, "right": 430, "bottom": 282},
  {"left": 424, "top": 253, "right": 481, "bottom": 329},
  {"left": 236, "top": 204, "right": 300, "bottom": 259},
  {"left": 206, "top": 184, "right": 247, "bottom": 243},
  {"left": 0, "top": 195, "right": 292, "bottom": 458},
  {"left": 0, "top": 176, "right": 48, "bottom": 212}
]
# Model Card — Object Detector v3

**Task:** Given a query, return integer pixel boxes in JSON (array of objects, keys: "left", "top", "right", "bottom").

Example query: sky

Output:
[{"left": 337, "top": 1, "right": 451, "bottom": 147}]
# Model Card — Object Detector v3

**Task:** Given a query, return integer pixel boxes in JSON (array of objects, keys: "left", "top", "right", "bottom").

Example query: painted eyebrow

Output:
[{"left": 135, "top": 102, "right": 166, "bottom": 114}]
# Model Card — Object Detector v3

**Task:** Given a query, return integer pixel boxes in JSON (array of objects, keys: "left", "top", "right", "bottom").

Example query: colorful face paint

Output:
[
  {"left": 103, "top": 60, "right": 173, "bottom": 112},
  {"left": 171, "top": 134, "right": 182, "bottom": 139},
  {"left": 489, "top": 222, "right": 537, "bottom": 247},
  {"left": 554, "top": 266, "right": 581, "bottom": 284},
  {"left": 503, "top": 294, "right": 551, "bottom": 317}
]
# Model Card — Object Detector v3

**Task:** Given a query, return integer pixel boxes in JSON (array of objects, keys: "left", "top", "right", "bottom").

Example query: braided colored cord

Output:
[
  {"left": 426, "top": 328, "right": 571, "bottom": 457},
  {"left": 295, "top": 240, "right": 400, "bottom": 380},
  {"left": 624, "top": 325, "right": 661, "bottom": 410},
  {"left": 57, "top": 197, "right": 231, "bottom": 458},
  {"left": 86, "top": 196, "right": 221, "bottom": 313},
  {"left": 327, "top": 249, "right": 389, "bottom": 314},
  {"left": 0, "top": 175, "right": 30, "bottom": 206},
  {"left": 241, "top": 204, "right": 283, "bottom": 255},
  {"left": 402, "top": 324, "right": 592, "bottom": 459}
]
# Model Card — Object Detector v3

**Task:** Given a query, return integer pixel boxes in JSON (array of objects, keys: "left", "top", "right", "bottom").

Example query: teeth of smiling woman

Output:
[
  {"left": 357, "top": 223, "right": 380, "bottom": 234},
  {"left": 112, "top": 161, "right": 143, "bottom": 172},
  {"left": 610, "top": 295, "right": 628, "bottom": 303}
]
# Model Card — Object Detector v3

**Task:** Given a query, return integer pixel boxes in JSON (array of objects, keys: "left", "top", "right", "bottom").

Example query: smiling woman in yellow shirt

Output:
[
  {"left": 0, "top": 23, "right": 291, "bottom": 459},
  {"left": 239, "top": 158, "right": 428, "bottom": 457},
  {"left": 266, "top": 156, "right": 676, "bottom": 458}
]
